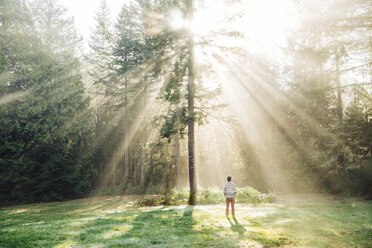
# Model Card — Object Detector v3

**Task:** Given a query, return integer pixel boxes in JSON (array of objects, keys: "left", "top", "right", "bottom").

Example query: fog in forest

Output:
[{"left": 0, "top": 0, "right": 371, "bottom": 205}]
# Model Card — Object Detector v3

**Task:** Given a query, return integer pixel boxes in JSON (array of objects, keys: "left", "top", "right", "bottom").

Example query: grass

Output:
[{"left": 0, "top": 194, "right": 371, "bottom": 247}]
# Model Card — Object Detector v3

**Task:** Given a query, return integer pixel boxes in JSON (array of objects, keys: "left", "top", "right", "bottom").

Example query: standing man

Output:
[{"left": 223, "top": 176, "right": 237, "bottom": 217}]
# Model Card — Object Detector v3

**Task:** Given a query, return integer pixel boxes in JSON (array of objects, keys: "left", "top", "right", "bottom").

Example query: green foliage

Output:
[
  {"left": 144, "top": 140, "right": 175, "bottom": 188},
  {"left": 2, "top": 0, "right": 370, "bottom": 207},
  {"left": 0, "top": 0, "right": 95, "bottom": 205},
  {"left": 90, "top": 183, "right": 151, "bottom": 197},
  {"left": 167, "top": 188, "right": 190, "bottom": 205},
  {"left": 136, "top": 195, "right": 165, "bottom": 207},
  {"left": 165, "top": 187, "right": 222, "bottom": 206},
  {"left": 138, "top": 187, "right": 277, "bottom": 206},
  {"left": 90, "top": 185, "right": 124, "bottom": 196},
  {"left": 196, "top": 187, "right": 226, "bottom": 204},
  {"left": 236, "top": 187, "right": 276, "bottom": 204},
  {"left": 159, "top": 107, "right": 187, "bottom": 138},
  {"left": 274, "top": 0, "right": 372, "bottom": 194},
  {"left": 87, "top": 0, "right": 162, "bottom": 190}
]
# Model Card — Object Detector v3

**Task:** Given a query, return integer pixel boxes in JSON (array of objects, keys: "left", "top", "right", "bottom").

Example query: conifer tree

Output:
[
  {"left": 87, "top": 0, "right": 115, "bottom": 186},
  {"left": 0, "top": 0, "right": 94, "bottom": 203}
]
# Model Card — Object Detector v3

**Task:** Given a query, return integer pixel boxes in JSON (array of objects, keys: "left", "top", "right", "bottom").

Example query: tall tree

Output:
[
  {"left": 87, "top": 0, "right": 114, "bottom": 186},
  {"left": 114, "top": 2, "right": 137, "bottom": 185},
  {"left": 0, "top": 0, "right": 94, "bottom": 204},
  {"left": 155, "top": 0, "right": 225, "bottom": 203},
  {"left": 186, "top": 0, "right": 196, "bottom": 205},
  {"left": 280, "top": 0, "right": 372, "bottom": 192}
]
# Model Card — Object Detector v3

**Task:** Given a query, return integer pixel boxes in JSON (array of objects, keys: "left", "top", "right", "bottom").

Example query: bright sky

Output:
[
  {"left": 59, "top": 0, "right": 124, "bottom": 50},
  {"left": 60, "top": 0, "right": 298, "bottom": 56}
]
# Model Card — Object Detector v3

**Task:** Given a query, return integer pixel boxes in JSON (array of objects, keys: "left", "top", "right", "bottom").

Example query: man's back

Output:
[{"left": 223, "top": 181, "right": 237, "bottom": 199}]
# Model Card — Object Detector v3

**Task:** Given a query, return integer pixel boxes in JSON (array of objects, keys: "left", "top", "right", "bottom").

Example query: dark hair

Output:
[{"left": 227, "top": 176, "right": 232, "bottom": 182}]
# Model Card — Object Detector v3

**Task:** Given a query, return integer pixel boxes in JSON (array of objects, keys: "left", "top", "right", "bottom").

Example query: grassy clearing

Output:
[{"left": 0, "top": 194, "right": 371, "bottom": 248}]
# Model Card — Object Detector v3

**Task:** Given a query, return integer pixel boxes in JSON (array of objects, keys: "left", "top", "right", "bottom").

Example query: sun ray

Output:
[
  {"left": 0, "top": 89, "right": 33, "bottom": 106},
  {"left": 200, "top": 49, "right": 334, "bottom": 191},
  {"left": 211, "top": 47, "right": 341, "bottom": 144},
  {"left": 99, "top": 85, "right": 160, "bottom": 187}
]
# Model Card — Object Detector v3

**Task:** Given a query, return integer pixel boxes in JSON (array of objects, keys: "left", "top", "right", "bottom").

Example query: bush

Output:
[
  {"left": 136, "top": 195, "right": 165, "bottom": 207},
  {"left": 91, "top": 185, "right": 276, "bottom": 206},
  {"left": 167, "top": 188, "right": 189, "bottom": 205},
  {"left": 143, "top": 186, "right": 277, "bottom": 206},
  {"left": 195, "top": 186, "right": 276, "bottom": 205},
  {"left": 197, "top": 187, "right": 225, "bottom": 205},
  {"left": 236, "top": 186, "right": 276, "bottom": 204}
]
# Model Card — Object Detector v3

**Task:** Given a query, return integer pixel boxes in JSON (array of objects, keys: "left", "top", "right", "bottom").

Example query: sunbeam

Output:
[
  {"left": 2, "top": 0, "right": 371, "bottom": 230},
  {"left": 0, "top": 89, "right": 32, "bottom": 106}
]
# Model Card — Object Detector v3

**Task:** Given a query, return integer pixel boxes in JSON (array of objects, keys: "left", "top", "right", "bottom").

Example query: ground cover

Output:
[{"left": 0, "top": 194, "right": 371, "bottom": 247}]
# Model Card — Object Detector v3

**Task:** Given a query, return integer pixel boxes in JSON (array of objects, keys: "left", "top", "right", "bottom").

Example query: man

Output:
[{"left": 223, "top": 176, "right": 237, "bottom": 217}]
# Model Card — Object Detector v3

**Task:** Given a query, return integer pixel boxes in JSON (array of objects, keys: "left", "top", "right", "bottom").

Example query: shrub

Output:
[
  {"left": 236, "top": 186, "right": 276, "bottom": 204},
  {"left": 92, "top": 185, "right": 276, "bottom": 206},
  {"left": 136, "top": 195, "right": 165, "bottom": 207},
  {"left": 167, "top": 186, "right": 276, "bottom": 206},
  {"left": 196, "top": 187, "right": 225, "bottom": 205},
  {"left": 167, "top": 188, "right": 189, "bottom": 205}
]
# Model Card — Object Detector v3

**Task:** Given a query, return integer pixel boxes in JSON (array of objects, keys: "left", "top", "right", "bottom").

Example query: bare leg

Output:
[
  {"left": 231, "top": 198, "right": 235, "bottom": 217},
  {"left": 226, "top": 198, "right": 230, "bottom": 216}
]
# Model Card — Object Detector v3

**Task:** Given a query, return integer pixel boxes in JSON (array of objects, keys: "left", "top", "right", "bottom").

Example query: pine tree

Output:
[
  {"left": 86, "top": 0, "right": 115, "bottom": 187},
  {"left": 0, "top": 0, "right": 94, "bottom": 204},
  {"left": 280, "top": 0, "right": 372, "bottom": 192}
]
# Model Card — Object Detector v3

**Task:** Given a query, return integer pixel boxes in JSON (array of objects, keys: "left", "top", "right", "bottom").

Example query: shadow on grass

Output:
[
  {"left": 0, "top": 196, "right": 131, "bottom": 222},
  {"left": 227, "top": 215, "right": 288, "bottom": 247},
  {"left": 7, "top": 198, "right": 369, "bottom": 248},
  {"left": 69, "top": 206, "right": 197, "bottom": 247},
  {"left": 73, "top": 205, "right": 246, "bottom": 247},
  {"left": 227, "top": 216, "right": 246, "bottom": 235},
  {"left": 1, "top": 202, "right": 289, "bottom": 248},
  {"left": 0, "top": 196, "right": 137, "bottom": 248}
]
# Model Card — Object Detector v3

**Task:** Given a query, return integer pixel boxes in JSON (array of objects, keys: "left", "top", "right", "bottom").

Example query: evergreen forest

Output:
[{"left": 0, "top": 0, "right": 371, "bottom": 246}]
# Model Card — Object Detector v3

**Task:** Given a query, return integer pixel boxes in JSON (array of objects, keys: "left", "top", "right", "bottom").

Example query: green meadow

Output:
[{"left": 1, "top": 194, "right": 371, "bottom": 248}]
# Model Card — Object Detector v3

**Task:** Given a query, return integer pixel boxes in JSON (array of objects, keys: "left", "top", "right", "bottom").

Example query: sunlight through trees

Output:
[{"left": 0, "top": 0, "right": 371, "bottom": 206}]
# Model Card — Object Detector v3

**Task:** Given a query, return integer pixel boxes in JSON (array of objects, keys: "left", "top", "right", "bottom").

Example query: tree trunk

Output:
[
  {"left": 187, "top": 0, "right": 196, "bottom": 205},
  {"left": 369, "top": 118, "right": 372, "bottom": 159},
  {"left": 140, "top": 83, "right": 147, "bottom": 186},
  {"left": 336, "top": 54, "right": 343, "bottom": 121},
  {"left": 369, "top": 62, "right": 372, "bottom": 159},
  {"left": 140, "top": 133, "right": 146, "bottom": 186},
  {"left": 187, "top": 64, "right": 196, "bottom": 205},
  {"left": 174, "top": 135, "right": 180, "bottom": 187},
  {"left": 124, "top": 76, "right": 129, "bottom": 183},
  {"left": 112, "top": 160, "right": 116, "bottom": 187}
]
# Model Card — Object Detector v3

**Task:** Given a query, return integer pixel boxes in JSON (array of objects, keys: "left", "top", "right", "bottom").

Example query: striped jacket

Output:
[{"left": 223, "top": 182, "right": 237, "bottom": 198}]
